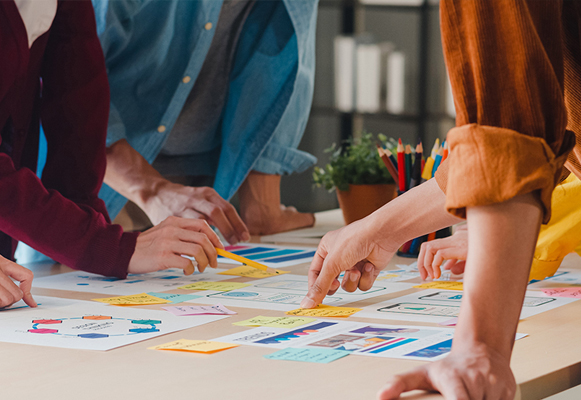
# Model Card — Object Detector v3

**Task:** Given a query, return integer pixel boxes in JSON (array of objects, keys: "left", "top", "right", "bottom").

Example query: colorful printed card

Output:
[
  {"left": 149, "top": 339, "right": 238, "bottom": 353},
  {"left": 264, "top": 348, "right": 350, "bottom": 363},
  {"left": 178, "top": 282, "right": 251, "bottom": 291},
  {"left": 285, "top": 305, "right": 362, "bottom": 318}
]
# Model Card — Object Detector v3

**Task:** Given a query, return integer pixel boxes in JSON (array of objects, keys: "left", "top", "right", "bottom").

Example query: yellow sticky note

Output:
[
  {"left": 177, "top": 281, "right": 251, "bottom": 291},
  {"left": 376, "top": 274, "right": 400, "bottom": 281},
  {"left": 149, "top": 339, "right": 238, "bottom": 354},
  {"left": 233, "top": 316, "right": 316, "bottom": 328},
  {"left": 413, "top": 281, "right": 464, "bottom": 291},
  {"left": 218, "top": 266, "right": 290, "bottom": 278},
  {"left": 92, "top": 293, "right": 171, "bottom": 306},
  {"left": 285, "top": 305, "right": 362, "bottom": 318}
]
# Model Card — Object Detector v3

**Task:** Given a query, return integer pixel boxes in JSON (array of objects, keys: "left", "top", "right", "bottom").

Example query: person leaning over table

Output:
[
  {"left": 0, "top": 0, "right": 224, "bottom": 294},
  {"left": 300, "top": 1, "right": 581, "bottom": 399},
  {"left": 91, "top": 0, "right": 318, "bottom": 240}
]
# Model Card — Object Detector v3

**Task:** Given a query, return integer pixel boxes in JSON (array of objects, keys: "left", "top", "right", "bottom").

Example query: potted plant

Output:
[{"left": 313, "top": 132, "right": 397, "bottom": 224}]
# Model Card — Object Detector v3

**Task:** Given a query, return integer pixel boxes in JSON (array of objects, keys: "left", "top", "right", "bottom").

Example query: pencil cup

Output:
[{"left": 396, "top": 227, "right": 452, "bottom": 258}]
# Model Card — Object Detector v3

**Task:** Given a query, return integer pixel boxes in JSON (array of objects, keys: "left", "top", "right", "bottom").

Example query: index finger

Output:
[
  {"left": 3, "top": 262, "right": 36, "bottom": 308},
  {"left": 175, "top": 218, "right": 224, "bottom": 249},
  {"left": 301, "top": 253, "right": 342, "bottom": 309},
  {"left": 210, "top": 195, "right": 250, "bottom": 243}
]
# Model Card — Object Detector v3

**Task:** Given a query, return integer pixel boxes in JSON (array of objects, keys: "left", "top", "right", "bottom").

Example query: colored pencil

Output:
[
  {"left": 427, "top": 232, "right": 437, "bottom": 241},
  {"left": 442, "top": 141, "right": 449, "bottom": 162},
  {"left": 376, "top": 144, "right": 399, "bottom": 186},
  {"left": 404, "top": 145, "right": 412, "bottom": 190},
  {"left": 215, "top": 248, "right": 279, "bottom": 274},
  {"left": 421, "top": 157, "right": 435, "bottom": 181},
  {"left": 430, "top": 138, "right": 440, "bottom": 159},
  {"left": 431, "top": 147, "right": 444, "bottom": 178},
  {"left": 397, "top": 139, "right": 406, "bottom": 192},
  {"left": 409, "top": 142, "right": 423, "bottom": 189}
]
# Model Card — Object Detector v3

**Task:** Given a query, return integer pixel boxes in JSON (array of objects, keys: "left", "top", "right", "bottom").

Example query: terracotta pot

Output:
[{"left": 336, "top": 184, "right": 397, "bottom": 225}]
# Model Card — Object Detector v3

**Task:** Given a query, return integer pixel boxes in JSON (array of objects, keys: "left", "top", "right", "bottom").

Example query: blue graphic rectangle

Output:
[
  {"left": 263, "top": 251, "right": 316, "bottom": 263},
  {"left": 255, "top": 322, "right": 337, "bottom": 345},
  {"left": 245, "top": 249, "right": 302, "bottom": 260},
  {"left": 366, "top": 338, "right": 417, "bottom": 353},
  {"left": 404, "top": 339, "right": 452, "bottom": 358},
  {"left": 229, "top": 247, "right": 276, "bottom": 256}
]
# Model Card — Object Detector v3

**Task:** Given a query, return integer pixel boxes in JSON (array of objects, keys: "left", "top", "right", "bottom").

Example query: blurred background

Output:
[{"left": 276, "top": 0, "right": 455, "bottom": 214}]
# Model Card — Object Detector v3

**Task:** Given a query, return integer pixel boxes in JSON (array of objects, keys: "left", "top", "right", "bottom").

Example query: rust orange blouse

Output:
[{"left": 435, "top": 0, "right": 581, "bottom": 223}]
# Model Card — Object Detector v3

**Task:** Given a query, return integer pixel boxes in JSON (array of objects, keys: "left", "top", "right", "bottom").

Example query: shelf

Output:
[{"left": 311, "top": 105, "right": 454, "bottom": 122}]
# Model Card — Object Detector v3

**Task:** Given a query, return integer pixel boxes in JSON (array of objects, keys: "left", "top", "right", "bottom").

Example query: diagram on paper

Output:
[
  {"left": 356, "top": 289, "right": 578, "bottom": 323},
  {"left": 32, "top": 269, "right": 231, "bottom": 296},
  {"left": 193, "top": 275, "right": 414, "bottom": 312},
  {"left": 212, "top": 319, "right": 457, "bottom": 361},
  {"left": 217, "top": 244, "right": 317, "bottom": 268},
  {"left": 0, "top": 296, "right": 227, "bottom": 351}
]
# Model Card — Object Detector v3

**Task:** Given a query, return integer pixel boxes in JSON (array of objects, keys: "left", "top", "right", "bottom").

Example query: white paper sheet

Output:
[
  {"left": 0, "top": 296, "right": 227, "bottom": 351},
  {"left": 357, "top": 289, "right": 578, "bottom": 323},
  {"left": 190, "top": 275, "right": 414, "bottom": 312},
  {"left": 212, "top": 319, "right": 458, "bottom": 361},
  {"left": 32, "top": 269, "right": 231, "bottom": 296}
]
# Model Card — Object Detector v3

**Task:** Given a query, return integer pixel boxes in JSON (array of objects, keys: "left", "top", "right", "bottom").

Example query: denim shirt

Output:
[{"left": 93, "top": 0, "right": 318, "bottom": 219}]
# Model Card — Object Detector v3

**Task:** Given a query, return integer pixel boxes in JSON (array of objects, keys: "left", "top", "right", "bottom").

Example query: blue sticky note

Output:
[
  {"left": 264, "top": 348, "right": 350, "bottom": 364},
  {"left": 147, "top": 292, "right": 202, "bottom": 304}
]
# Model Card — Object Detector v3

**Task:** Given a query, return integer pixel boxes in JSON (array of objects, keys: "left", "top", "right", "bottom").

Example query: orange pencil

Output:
[
  {"left": 376, "top": 144, "right": 399, "bottom": 186},
  {"left": 442, "top": 141, "right": 449, "bottom": 162}
]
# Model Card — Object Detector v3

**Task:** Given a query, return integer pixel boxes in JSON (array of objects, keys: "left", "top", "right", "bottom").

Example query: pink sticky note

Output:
[
  {"left": 162, "top": 304, "right": 237, "bottom": 316},
  {"left": 541, "top": 288, "right": 581, "bottom": 298},
  {"left": 439, "top": 317, "right": 458, "bottom": 326}
]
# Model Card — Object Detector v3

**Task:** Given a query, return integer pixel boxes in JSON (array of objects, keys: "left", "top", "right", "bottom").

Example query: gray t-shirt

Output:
[{"left": 154, "top": 0, "right": 254, "bottom": 177}]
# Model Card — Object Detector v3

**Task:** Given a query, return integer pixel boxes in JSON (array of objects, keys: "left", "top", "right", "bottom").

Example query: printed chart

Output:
[
  {"left": 0, "top": 296, "right": 228, "bottom": 350},
  {"left": 212, "top": 319, "right": 457, "bottom": 361},
  {"left": 218, "top": 244, "right": 317, "bottom": 268},
  {"left": 32, "top": 269, "right": 231, "bottom": 296},
  {"left": 357, "top": 289, "right": 578, "bottom": 323},
  {"left": 192, "top": 275, "right": 414, "bottom": 312}
]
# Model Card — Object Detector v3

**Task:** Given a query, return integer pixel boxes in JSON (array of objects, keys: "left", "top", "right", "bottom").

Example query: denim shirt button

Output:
[
  {"left": 204, "top": 22, "right": 212, "bottom": 30},
  {"left": 182, "top": 76, "right": 191, "bottom": 84},
  {"left": 157, "top": 125, "right": 166, "bottom": 133}
]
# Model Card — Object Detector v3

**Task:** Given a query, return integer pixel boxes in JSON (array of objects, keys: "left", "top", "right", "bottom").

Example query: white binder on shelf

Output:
[
  {"left": 386, "top": 50, "right": 406, "bottom": 114},
  {"left": 355, "top": 43, "right": 382, "bottom": 113},
  {"left": 334, "top": 36, "right": 356, "bottom": 112}
]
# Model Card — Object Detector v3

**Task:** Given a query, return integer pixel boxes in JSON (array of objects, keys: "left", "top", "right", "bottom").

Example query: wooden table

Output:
[{"left": 3, "top": 209, "right": 581, "bottom": 400}]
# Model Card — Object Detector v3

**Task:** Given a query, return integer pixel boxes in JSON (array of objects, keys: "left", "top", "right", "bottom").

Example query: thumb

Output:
[
  {"left": 377, "top": 368, "right": 433, "bottom": 400},
  {"left": 3, "top": 262, "right": 36, "bottom": 308}
]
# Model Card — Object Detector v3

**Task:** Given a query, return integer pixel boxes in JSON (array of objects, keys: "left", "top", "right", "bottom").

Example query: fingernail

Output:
[
  {"left": 300, "top": 298, "right": 316, "bottom": 309},
  {"left": 350, "top": 273, "right": 358, "bottom": 282},
  {"left": 241, "top": 232, "right": 250, "bottom": 242},
  {"left": 229, "top": 236, "right": 238, "bottom": 245},
  {"left": 365, "top": 264, "right": 373, "bottom": 272}
]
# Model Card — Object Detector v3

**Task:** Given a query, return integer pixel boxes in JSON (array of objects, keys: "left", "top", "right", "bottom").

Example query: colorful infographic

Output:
[
  {"left": 219, "top": 244, "right": 317, "bottom": 268},
  {"left": 0, "top": 296, "right": 228, "bottom": 351}
]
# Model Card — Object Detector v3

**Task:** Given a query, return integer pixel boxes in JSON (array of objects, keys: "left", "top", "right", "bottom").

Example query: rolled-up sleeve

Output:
[{"left": 436, "top": 0, "right": 574, "bottom": 222}]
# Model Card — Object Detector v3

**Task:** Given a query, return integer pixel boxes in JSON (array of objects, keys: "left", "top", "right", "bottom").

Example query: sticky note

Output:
[
  {"left": 285, "top": 305, "right": 362, "bottom": 318},
  {"left": 163, "top": 304, "right": 236, "bottom": 316},
  {"left": 177, "top": 281, "right": 251, "bottom": 291},
  {"left": 218, "top": 266, "right": 290, "bottom": 278},
  {"left": 147, "top": 293, "right": 202, "bottom": 304},
  {"left": 92, "top": 293, "right": 171, "bottom": 306},
  {"left": 413, "top": 281, "right": 464, "bottom": 291},
  {"left": 149, "top": 339, "right": 239, "bottom": 354},
  {"left": 541, "top": 288, "right": 581, "bottom": 298},
  {"left": 233, "top": 316, "right": 316, "bottom": 328},
  {"left": 264, "top": 348, "right": 349, "bottom": 363}
]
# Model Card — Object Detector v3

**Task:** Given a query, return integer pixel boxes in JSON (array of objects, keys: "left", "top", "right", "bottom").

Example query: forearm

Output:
[
  {"left": 368, "top": 178, "right": 462, "bottom": 248},
  {"left": 104, "top": 139, "right": 166, "bottom": 208},
  {"left": 454, "top": 192, "right": 542, "bottom": 357}
]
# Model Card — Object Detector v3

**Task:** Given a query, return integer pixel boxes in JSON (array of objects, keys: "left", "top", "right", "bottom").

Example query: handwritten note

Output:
[
  {"left": 162, "top": 304, "right": 236, "bottom": 316},
  {"left": 147, "top": 293, "right": 202, "bottom": 304},
  {"left": 218, "top": 266, "right": 290, "bottom": 278},
  {"left": 264, "top": 348, "right": 350, "bottom": 363},
  {"left": 413, "top": 281, "right": 464, "bottom": 291},
  {"left": 149, "top": 339, "right": 239, "bottom": 354},
  {"left": 541, "top": 288, "right": 581, "bottom": 298},
  {"left": 178, "top": 281, "right": 251, "bottom": 291},
  {"left": 233, "top": 316, "right": 315, "bottom": 328},
  {"left": 285, "top": 305, "right": 362, "bottom": 318},
  {"left": 92, "top": 293, "right": 171, "bottom": 306}
]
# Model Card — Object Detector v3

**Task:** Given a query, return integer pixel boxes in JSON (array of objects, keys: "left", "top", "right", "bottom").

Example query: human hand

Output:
[
  {"left": 300, "top": 218, "right": 399, "bottom": 308},
  {"left": 0, "top": 257, "right": 36, "bottom": 308},
  {"left": 377, "top": 343, "right": 516, "bottom": 400},
  {"left": 143, "top": 181, "right": 249, "bottom": 245},
  {"left": 128, "top": 216, "right": 224, "bottom": 275},
  {"left": 417, "top": 225, "right": 468, "bottom": 280}
]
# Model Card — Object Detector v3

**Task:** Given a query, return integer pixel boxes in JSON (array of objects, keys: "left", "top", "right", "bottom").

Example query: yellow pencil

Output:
[{"left": 215, "top": 248, "right": 280, "bottom": 275}]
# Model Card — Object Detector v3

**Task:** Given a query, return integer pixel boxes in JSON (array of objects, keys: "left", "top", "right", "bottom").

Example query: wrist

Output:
[{"left": 134, "top": 177, "right": 169, "bottom": 211}]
